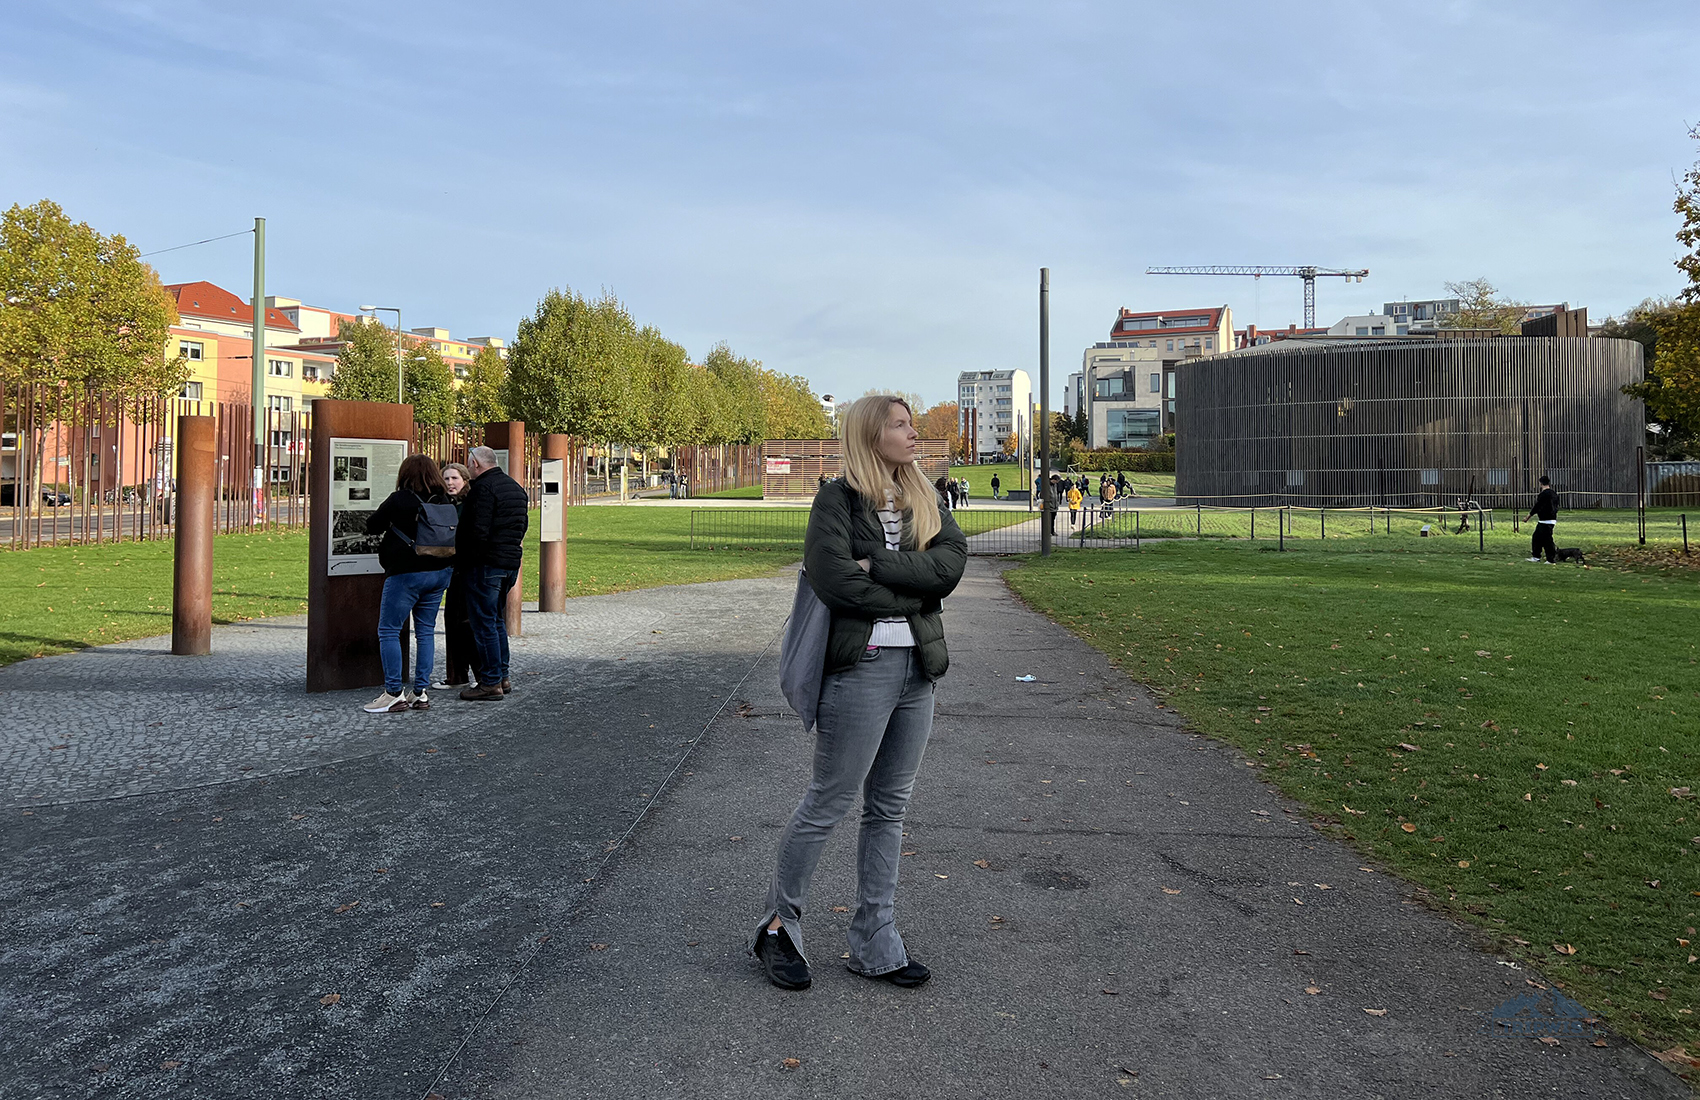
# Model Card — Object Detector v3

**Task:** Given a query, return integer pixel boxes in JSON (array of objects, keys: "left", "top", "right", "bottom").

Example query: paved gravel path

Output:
[{"left": 0, "top": 561, "right": 1686, "bottom": 1099}]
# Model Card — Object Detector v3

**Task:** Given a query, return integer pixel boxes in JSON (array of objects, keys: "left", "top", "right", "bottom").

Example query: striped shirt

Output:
[{"left": 869, "top": 491, "right": 915, "bottom": 647}]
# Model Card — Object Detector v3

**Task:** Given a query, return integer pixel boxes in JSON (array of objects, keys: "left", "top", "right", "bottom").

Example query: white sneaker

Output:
[
  {"left": 363, "top": 691, "right": 411, "bottom": 714},
  {"left": 1525, "top": 557, "right": 1541, "bottom": 562}
]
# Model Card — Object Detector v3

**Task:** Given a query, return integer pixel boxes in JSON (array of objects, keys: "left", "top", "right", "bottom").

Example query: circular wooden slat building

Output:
[{"left": 1175, "top": 337, "right": 1644, "bottom": 508}]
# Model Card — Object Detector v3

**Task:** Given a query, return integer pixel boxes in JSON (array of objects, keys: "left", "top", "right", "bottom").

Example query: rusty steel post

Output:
[
  {"left": 172, "top": 415, "right": 216, "bottom": 655},
  {"left": 539, "top": 433, "right": 569, "bottom": 612}
]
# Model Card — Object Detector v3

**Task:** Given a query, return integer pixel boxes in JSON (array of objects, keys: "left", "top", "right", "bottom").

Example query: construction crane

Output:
[{"left": 1144, "top": 266, "right": 1370, "bottom": 328}]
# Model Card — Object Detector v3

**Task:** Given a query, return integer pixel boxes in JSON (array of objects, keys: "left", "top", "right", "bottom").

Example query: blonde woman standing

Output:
[{"left": 754, "top": 395, "right": 968, "bottom": 991}]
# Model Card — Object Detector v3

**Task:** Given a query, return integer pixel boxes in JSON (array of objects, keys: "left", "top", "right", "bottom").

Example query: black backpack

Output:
[{"left": 393, "top": 492, "right": 458, "bottom": 559}]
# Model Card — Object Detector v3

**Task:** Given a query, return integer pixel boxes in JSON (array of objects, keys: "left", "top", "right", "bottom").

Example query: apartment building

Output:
[
  {"left": 956, "top": 369, "right": 1032, "bottom": 460},
  {"left": 1088, "top": 306, "right": 1233, "bottom": 435},
  {"left": 1079, "top": 343, "right": 1165, "bottom": 449}
]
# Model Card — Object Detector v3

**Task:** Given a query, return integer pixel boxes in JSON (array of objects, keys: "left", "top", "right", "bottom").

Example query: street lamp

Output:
[{"left": 360, "top": 305, "right": 403, "bottom": 403}]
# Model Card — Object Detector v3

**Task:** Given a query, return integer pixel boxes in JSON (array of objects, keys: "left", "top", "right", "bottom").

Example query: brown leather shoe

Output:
[
  {"left": 459, "top": 683, "right": 504, "bottom": 702},
  {"left": 500, "top": 678, "right": 511, "bottom": 695}
]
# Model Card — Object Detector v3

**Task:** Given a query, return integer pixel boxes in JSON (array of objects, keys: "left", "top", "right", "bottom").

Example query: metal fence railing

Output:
[{"left": 685, "top": 505, "right": 1700, "bottom": 558}]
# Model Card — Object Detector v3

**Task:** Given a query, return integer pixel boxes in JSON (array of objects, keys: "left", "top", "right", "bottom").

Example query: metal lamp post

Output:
[{"left": 360, "top": 305, "right": 403, "bottom": 403}]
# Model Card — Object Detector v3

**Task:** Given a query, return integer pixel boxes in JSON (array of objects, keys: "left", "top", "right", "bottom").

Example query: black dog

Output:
[{"left": 1555, "top": 547, "right": 1585, "bottom": 565}]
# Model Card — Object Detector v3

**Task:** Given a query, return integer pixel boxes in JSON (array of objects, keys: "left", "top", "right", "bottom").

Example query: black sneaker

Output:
[
  {"left": 858, "top": 957, "right": 930, "bottom": 988},
  {"left": 755, "top": 927, "right": 811, "bottom": 990}
]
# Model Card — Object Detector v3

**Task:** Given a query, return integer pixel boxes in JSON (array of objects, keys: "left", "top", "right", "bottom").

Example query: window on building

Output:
[
  {"left": 1395, "top": 324, "right": 1408, "bottom": 335},
  {"left": 1286, "top": 469, "right": 1306, "bottom": 486},
  {"left": 270, "top": 429, "right": 293, "bottom": 447},
  {"left": 1093, "top": 377, "right": 1126, "bottom": 398},
  {"left": 1420, "top": 468, "right": 1441, "bottom": 486},
  {"left": 270, "top": 465, "right": 292, "bottom": 483},
  {"left": 1106, "top": 409, "right": 1160, "bottom": 447},
  {"left": 1355, "top": 327, "right": 1369, "bottom": 336},
  {"left": 179, "top": 340, "right": 204, "bottom": 361},
  {"left": 1150, "top": 373, "right": 1161, "bottom": 393},
  {"left": 1205, "top": 337, "right": 1213, "bottom": 350},
  {"left": 268, "top": 359, "right": 292, "bottom": 377},
  {"left": 1165, "top": 340, "right": 1174, "bottom": 351},
  {"left": 997, "top": 385, "right": 1011, "bottom": 393},
  {"left": 180, "top": 381, "right": 203, "bottom": 400},
  {"left": 267, "top": 395, "right": 292, "bottom": 413},
  {"left": 1166, "top": 373, "right": 1175, "bottom": 398},
  {"left": 1371, "top": 326, "right": 1385, "bottom": 336}
]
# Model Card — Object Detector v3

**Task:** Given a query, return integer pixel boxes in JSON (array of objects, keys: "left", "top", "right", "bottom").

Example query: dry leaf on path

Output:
[
  {"left": 590, "top": 943, "right": 609, "bottom": 951},
  {"left": 332, "top": 901, "right": 359, "bottom": 914},
  {"left": 160, "top": 1060, "right": 183, "bottom": 1070},
  {"left": 973, "top": 859, "right": 991, "bottom": 869},
  {"left": 781, "top": 1058, "right": 801, "bottom": 1070},
  {"left": 1162, "top": 887, "right": 1181, "bottom": 895},
  {"left": 1364, "top": 1008, "right": 1388, "bottom": 1017},
  {"left": 1538, "top": 1037, "right": 1560, "bottom": 1046},
  {"left": 318, "top": 994, "right": 341, "bottom": 1006},
  {"left": 1305, "top": 986, "right": 1321, "bottom": 995}
]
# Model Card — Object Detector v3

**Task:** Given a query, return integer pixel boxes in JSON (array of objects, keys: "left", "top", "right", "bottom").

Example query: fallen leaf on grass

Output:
[
  {"left": 1341, "top": 805, "right": 1366, "bottom": 815},
  {"left": 1648, "top": 880, "right": 1662, "bottom": 889},
  {"left": 1655, "top": 1047, "right": 1700, "bottom": 1069},
  {"left": 1523, "top": 793, "right": 1532, "bottom": 801},
  {"left": 1650, "top": 990, "right": 1670, "bottom": 1001},
  {"left": 318, "top": 994, "right": 340, "bottom": 1006},
  {"left": 1458, "top": 861, "right": 1471, "bottom": 868},
  {"left": 1553, "top": 944, "right": 1577, "bottom": 955},
  {"left": 1536, "top": 763, "right": 1548, "bottom": 771},
  {"left": 1672, "top": 787, "right": 1694, "bottom": 799},
  {"left": 1364, "top": 1008, "right": 1388, "bottom": 1017},
  {"left": 1396, "top": 743, "right": 1420, "bottom": 753},
  {"left": 1400, "top": 823, "right": 1417, "bottom": 833}
]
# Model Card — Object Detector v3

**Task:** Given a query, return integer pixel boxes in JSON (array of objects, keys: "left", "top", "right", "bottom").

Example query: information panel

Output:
[{"left": 328, "top": 437, "right": 407, "bottom": 576}]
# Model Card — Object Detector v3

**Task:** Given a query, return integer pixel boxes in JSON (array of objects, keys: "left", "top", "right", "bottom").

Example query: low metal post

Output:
[
  {"left": 1478, "top": 508, "right": 1484, "bottom": 553},
  {"left": 690, "top": 510, "right": 696, "bottom": 550},
  {"left": 1279, "top": 507, "right": 1285, "bottom": 551},
  {"left": 1196, "top": 502, "right": 1201, "bottom": 538},
  {"left": 1684, "top": 513, "right": 1689, "bottom": 555},
  {"left": 1320, "top": 508, "right": 1326, "bottom": 540},
  {"left": 1135, "top": 510, "right": 1140, "bottom": 548},
  {"left": 1251, "top": 507, "right": 1256, "bottom": 540}
]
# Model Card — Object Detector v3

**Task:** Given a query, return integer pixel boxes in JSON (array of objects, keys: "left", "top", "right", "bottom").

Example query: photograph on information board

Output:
[{"left": 328, "top": 438, "right": 407, "bottom": 574}]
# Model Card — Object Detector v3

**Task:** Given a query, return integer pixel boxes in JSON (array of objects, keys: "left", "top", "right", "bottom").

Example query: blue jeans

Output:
[
  {"left": 759, "top": 645, "right": 935, "bottom": 976},
  {"left": 378, "top": 567, "right": 452, "bottom": 695},
  {"left": 465, "top": 564, "right": 518, "bottom": 687}
]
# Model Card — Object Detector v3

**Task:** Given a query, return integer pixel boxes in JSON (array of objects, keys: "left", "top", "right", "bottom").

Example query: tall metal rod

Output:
[
  {"left": 251, "top": 217, "right": 266, "bottom": 523},
  {"left": 1039, "top": 268, "right": 1051, "bottom": 557}
]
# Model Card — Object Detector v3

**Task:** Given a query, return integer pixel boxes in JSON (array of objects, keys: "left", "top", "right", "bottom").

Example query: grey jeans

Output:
[{"left": 758, "top": 645, "right": 935, "bottom": 976}]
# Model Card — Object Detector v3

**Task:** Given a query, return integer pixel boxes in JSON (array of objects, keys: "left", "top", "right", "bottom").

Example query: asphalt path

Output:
[{"left": 0, "top": 561, "right": 1688, "bottom": 1099}]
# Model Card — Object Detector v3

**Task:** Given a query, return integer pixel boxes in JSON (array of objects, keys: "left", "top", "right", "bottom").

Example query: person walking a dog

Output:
[{"left": 1526, "top": 475, "right": 1558, "bottom": 564}]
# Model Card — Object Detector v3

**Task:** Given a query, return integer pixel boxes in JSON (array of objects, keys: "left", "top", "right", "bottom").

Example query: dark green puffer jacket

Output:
[{"left": 803, "top": 478, "right": 969, "bottom": 680}]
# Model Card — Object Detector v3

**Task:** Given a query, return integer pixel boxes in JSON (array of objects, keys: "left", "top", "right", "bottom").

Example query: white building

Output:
[
  {"left": 957, "top": 369, "right": 1032, "bottom": 461},
  {"left": 1327, "top": 314, "right": 1398, "bottom": 337},
  {"left": 1080, "top": 344, "right": 1166, "bottom": 450}
]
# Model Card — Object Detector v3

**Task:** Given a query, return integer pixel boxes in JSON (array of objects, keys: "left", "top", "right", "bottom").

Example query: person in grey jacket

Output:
[{"left": 754, "top": 394, "right": 967, "bottom": 992}]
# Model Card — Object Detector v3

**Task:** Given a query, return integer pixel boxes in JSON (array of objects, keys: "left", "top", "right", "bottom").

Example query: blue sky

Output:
[{"left": 3, "top": 0, "right": 1695, "bottom": 407}]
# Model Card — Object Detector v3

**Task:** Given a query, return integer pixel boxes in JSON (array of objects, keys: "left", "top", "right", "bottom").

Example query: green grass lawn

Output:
[
  {"left": 1005, "top": 542, "right": 1700, "bottom": 1067},
  {"left": 0, "top": 509, "right": 802, "bottom": 667},
  {"left": 693, "top": 485, "right": 765, "bottom": 499},
  {"left": 0, "top": 530, "right": 312, "bottom": 666}
]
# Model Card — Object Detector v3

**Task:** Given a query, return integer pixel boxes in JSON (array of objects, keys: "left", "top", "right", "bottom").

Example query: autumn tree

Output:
[
  {"left": 914, "top": 401, "right": 961, "bottom": 457},
  {"left": 0, "top": 199, "right": 185, "bottom": 403},
  {"left": 329, "top": 317, "right": 404, "bottom": 403},
  {"left": 504, "top": 287, "right": 640, "bottom": 441},
  {"left": 455, "top": 345, "right": 507, "bottom": 426},
  {"left": 404, "top": 341, "right": 455, "bottom": 427},
  {"left": 1438, "top": 278, "right": 1528, "bottom": 334},
  {"left": 1622, "top": 126, "right": 1700, "bottom": 458}
]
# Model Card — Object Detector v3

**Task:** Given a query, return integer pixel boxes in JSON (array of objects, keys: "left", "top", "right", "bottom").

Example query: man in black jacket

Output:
[
  {"left": 457, "top": 446, "right": 530, "bottom": 700},
  {"left": 1526, "top": 475, "right": 1558, "bottom": 563}
]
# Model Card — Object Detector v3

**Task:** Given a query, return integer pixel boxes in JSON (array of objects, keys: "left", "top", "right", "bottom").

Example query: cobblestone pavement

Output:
[{"left": 0, "top": 599, "right": 673, "bottom": 807}]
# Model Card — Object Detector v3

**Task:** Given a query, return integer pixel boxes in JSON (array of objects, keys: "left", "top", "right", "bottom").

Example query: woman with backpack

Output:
[
  {"left": 753, "top": 394, "right": 968, "bottom": 992},
  {"left": 362, "top": 454, "right": 456, "bottom": 714}
]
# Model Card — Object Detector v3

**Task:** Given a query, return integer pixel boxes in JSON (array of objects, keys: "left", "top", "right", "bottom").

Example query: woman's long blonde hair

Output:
[{"left": 841, "top": 394, "right": 942, "bottom": 548}]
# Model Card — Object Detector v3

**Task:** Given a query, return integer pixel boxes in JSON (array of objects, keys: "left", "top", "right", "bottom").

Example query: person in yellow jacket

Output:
[{"left": 1065, "top": 483, "right": 1083, "bottom": 526}]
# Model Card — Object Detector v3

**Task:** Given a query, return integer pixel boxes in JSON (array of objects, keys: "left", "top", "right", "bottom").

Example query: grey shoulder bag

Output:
[{"left": 778, "top": 569, "right": 831, "bottom": 734}]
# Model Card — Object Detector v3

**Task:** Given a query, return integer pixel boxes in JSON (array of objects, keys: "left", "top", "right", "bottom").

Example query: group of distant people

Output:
[
  {"left": 362, "top": 445, "right": 530, "bottom": 714},
  {"left": 931, "top": 475, "right": 973, "bottom": 509},
  {"left": 664, "top": 470, "right": 691, "bottom": 499}
]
